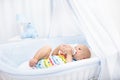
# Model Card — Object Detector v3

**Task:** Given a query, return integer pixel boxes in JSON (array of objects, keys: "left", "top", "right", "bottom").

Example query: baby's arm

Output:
[
  {"left": 63, "top": 45, "right": 73, "bottom": 62},
  {"left": 52, "top": 44, "right": 73, "bottom": 62},
  {"left": 29, "top": 45, "right": 52, "bottom": 67},
  {"left": 56, "top": 44, "right": 73, "bottom": 62},
  {"left": 52, "top": 45, "right": 60, "bottom": 55},
  {"left": 52, "top": 44, "right": 71, "bottom": 55}
]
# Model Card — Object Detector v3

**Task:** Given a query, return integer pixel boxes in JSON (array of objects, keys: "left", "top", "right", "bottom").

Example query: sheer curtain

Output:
[
  {"left": 48, "top": 0, "right": 81, "bottom": 37},
  {"left": 70, "top": 0, "right": 120, "bottom": 79},
  {"left": 0, "top": 0, "right": 51, "bottom": 41},
  {"left": 0, "top": 0, "right": 82, "bottom": 41},
  {"left": 0, "top": 0, "right": 17, "bottom": 41}
]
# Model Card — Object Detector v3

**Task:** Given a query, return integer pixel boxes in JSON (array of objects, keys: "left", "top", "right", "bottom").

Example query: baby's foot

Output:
[{"left": 29, "top": 58, "right": 38, "bottom": 67}]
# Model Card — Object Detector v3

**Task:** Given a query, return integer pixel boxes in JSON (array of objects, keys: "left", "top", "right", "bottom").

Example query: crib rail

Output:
[{"left": 0, "top": 58, "right": 100, "bottom": 80}]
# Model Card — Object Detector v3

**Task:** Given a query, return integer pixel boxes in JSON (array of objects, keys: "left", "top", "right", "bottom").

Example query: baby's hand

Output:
[
  {"left": 29, "top": 58, "right": 38, "bottom": 67},
  {"left": 59, "top": 44, "right": 73, "bottom": 55}
]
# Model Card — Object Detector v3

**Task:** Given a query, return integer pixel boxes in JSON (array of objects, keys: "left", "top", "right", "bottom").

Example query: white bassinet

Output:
[{"left": 0, "top": 35, "right": 101, "bottom": 80}]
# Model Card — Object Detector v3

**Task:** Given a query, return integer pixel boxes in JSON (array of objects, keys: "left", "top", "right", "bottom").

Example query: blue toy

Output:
[{"left": 21, "top": 22, "right": 38, "bottom": 39}]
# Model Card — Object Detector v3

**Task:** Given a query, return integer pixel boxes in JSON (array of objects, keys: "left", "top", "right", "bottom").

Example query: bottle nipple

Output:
[{"left": 72, "top": 48, "right": 76, "bottom": 55}]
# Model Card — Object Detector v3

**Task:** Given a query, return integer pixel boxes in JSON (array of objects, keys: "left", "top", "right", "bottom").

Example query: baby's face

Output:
[{"left": 73, "top": 44, "right": 90, "bottom": 60}]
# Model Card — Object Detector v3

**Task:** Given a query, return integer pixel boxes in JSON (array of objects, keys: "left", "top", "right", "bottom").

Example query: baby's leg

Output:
[
  {"left": 33, "top": 45, "right": 52, "bottom": 60},
  {"left": 29, "top": 45, "right": 52, "bottom": 67}
]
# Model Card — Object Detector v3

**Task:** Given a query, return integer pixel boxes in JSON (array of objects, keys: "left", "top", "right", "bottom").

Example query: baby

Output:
[{"left": 29, "top": 44, "right": 91, "bottom": 68}]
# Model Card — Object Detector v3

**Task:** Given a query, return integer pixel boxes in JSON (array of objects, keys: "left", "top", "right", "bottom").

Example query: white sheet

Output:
[
  {"left": 18, "top": 61, "right": 33, "bottom": 70},
  {"left": 17, "top": 57, "right": 100, "bottom": 74},
  {"left": 0, "top": 36, "right": 101, "bottom": 80}
]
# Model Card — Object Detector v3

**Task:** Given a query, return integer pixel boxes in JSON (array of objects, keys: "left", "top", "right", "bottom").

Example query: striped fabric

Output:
[{"left": 36, "top": 54, "right": 67, "bottom": 68}]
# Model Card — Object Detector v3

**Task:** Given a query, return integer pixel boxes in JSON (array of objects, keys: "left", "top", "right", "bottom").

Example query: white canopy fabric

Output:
[
  {"left": 70, "top": 0, "right": 120, "bottom": 79},
  {"left": 0, "top": 0, "right": 120, "bottom": 79}
]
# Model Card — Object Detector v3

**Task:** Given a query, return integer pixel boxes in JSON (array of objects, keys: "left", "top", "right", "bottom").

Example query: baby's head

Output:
[{"left": 73, "top": 44, "right": 91, "bottom": 60}]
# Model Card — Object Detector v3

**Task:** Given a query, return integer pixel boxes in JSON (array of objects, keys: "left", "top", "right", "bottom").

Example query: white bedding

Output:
[
  {"left": 18, "top": 58, "right": 93, "bottom": 70},
  {"left": 17, "top": 57, "right": 100, "bottom": 73},
  {"left": 0, "top": 35, "right": 101, "bottom": 80},
  {"left": 18, "top": 61, "right": 33, "bottom": 70}
]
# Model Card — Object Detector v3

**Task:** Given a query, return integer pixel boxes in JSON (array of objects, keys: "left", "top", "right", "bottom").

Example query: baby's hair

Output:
[{"left": 82, "top": 45, "right": 91, "bottom": 59}]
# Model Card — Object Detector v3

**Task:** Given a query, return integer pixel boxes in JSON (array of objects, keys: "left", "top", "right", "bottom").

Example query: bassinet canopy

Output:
[{"left": 0, "top": 0, "right": 120, "bottom": 79}]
